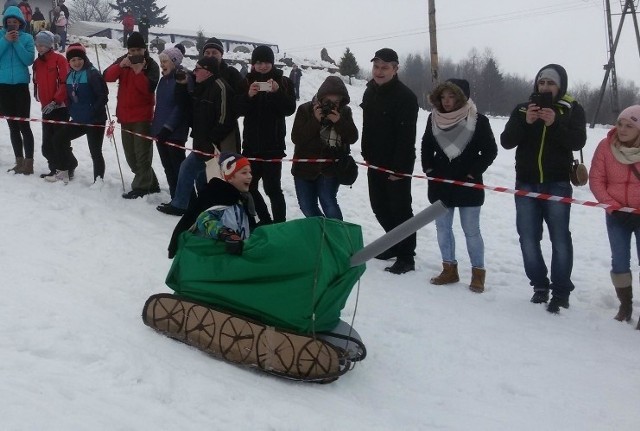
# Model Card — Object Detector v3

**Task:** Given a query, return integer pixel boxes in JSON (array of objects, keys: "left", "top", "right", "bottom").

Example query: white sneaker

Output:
[{"left": 44, "top": 170, "right": 69, "bottom": 184}]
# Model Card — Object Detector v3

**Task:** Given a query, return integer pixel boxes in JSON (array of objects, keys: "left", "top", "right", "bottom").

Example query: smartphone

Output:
[
  {"left": 530, "top": 92, "right": 553, "bottom": 109},
  {"left": 257, "top": 81, "right": 272, "bottom": 92},
  {"left": 6, "top": 23, "right": 19, "bottom": 32},
  {"left": 129, "top": 54, "right": 145, "bottom": 64}
]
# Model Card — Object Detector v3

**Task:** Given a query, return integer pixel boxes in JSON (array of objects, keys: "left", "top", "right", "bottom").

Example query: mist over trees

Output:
[
  {"left": 69, "top": 0, "right": 114, "bottom": 22},
  {"left": 390, "top": 48, "right": 638, "bottom": 126}
]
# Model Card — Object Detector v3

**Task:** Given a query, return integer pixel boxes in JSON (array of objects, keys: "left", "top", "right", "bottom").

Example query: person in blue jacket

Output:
[
  {"left": 152, "top": 46, "right": 189, "bottom": 201},
  {"left": 45, "top": 43, "right": 108, "bottom": 184},
  {"left": 0, "top": 5, "right": 35, "bottom": 174}
]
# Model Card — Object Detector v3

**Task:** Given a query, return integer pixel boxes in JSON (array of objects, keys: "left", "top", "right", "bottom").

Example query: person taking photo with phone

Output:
[
  {"left": 500, "top": 63, "right": 587, "bottom": 313},
  {"left": 0, "top": 5, "right": 35, "bottom": 175}
]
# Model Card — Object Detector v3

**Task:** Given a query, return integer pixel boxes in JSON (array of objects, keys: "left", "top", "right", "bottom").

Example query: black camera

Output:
[
  {"left": 320, "top": 100, "right": 337, "bottom": 117},
  {"left": 129, "top": 54, "right": 145, "bottom": 64}
]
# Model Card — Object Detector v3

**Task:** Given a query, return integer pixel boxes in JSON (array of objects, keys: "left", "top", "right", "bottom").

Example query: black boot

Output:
[
  {"left": 614, "top": 287, "right": 633, "bottom": 322},
  {"left": 384, "top": 258, "right": 415, "bottom": 275},
  {"left": 530, "top": 290, "right": 549, "bottom": 304},
  {"left": 547, "top": 296, "right": 570, "bottom": 314}
]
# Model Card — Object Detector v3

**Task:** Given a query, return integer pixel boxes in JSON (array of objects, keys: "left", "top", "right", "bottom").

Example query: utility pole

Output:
[
  {"left": 590, "top": 0, "right": 640, "bottom": 127},
  {"left": 428, "top": 0, "right": 439, "bottom": 85}
]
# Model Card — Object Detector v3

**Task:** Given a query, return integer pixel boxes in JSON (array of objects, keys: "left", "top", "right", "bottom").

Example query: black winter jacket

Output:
[
  {"left": 235, "top": 68, "right": 296, "bottom": 158},
  {"left": 422, "top": 113, "right": 497, "bottom": 207},
  {"left": 500, "top": 95, "right": 587, "bottom": 183},
  {"left": 360, "top": 76, "right": 418, "bottom": 174}
]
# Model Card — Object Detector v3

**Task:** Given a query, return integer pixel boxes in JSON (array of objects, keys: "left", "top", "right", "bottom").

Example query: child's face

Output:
[
  {"left": 36, "top": 44, "right": 50, "bottom": 55},
  {"left": 227, "top": 166, "right": 252, "bottom": 192},
  {"left": 69, "top": 57, "right": 84, "bottom": 71}
]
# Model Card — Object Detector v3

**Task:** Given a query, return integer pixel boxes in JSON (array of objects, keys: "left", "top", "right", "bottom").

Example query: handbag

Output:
[
  {"left": 569, "top": 149, "right": 588, "bottom": 186},
  {"left": 335, "top": 153, "right": 358, "bottom": 186}
]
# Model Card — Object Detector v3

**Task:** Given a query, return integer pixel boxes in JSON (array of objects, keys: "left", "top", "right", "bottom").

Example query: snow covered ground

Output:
[{"left": 1, "top": 40, "right": 639, "bottom": 431}]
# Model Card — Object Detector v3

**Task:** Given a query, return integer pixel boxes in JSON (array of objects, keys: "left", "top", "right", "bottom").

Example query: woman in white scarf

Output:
[{"left": 421, "top": 79, "right": 497, "bottom": 293}]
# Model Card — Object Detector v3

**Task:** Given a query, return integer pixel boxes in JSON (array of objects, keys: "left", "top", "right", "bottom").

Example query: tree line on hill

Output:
[{"left": 338, "top": 46, "right": 639, "bottom": 126}]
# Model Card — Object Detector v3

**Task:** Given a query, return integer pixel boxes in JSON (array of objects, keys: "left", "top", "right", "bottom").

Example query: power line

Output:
[{"left": 284, "top": 2, "right": 598, "bottom": 53}]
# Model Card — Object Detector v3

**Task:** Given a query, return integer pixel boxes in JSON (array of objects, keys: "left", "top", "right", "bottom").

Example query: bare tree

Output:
[{"left": 69, "top": 0, "right": 115, "bottom": 22}]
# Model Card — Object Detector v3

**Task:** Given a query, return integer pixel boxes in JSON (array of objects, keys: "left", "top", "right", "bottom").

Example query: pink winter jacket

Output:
[{"left": 589, "top": 127, "right": 640, "bottom": 213}]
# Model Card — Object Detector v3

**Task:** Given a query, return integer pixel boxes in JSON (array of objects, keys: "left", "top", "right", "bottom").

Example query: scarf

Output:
[
  {"left": 611, "top": 135, "right": 640, "bottom": 165},
  {"left": 432, "top": 100, "right": 478, "bottom": 160},
  {"left": 320, "top": 124, "right": 342, "bottom": 149}
]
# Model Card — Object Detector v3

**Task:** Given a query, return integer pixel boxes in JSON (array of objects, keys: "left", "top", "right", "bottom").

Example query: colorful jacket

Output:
[
  {"left": 360, "top": 75, "right": 418, "bottom": 174},
  {"left": 235, "top": 67, "right": 296, "bottom": 158},
  {"left": 589, "top": 128, "right": 640, "bottom": 213},
  {"left": 0, "top": 6, "right": 34, "bottom": 84},
  {"left": 195, "top": 179, "right": 251, "bottom": 241},
  {"left": 103, "top": 53, "right": 159, "bottom": 123},
  {"left": 66, "top": 61, "right": 108, "bottom": 125},
  {"left": 32, "top": 49, "right": 68, "bottom": 107}
]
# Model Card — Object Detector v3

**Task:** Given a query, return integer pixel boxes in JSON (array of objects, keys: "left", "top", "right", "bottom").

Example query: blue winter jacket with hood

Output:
[{"left": 0, "top": 6, "right": 34, "bottom": 84}]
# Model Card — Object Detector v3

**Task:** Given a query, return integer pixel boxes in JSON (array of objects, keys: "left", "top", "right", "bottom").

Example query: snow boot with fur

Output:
[
  {"left": 21, "top": 158, "right": 34, "bottom": 175},
  {"left": 430, "top": 262, "right": 459, "bottom": 285}
]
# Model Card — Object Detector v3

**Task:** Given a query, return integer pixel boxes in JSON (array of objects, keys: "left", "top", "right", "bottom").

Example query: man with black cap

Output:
[
  {"left": 200, "top": 36, "right": 242, "bottom": 153},
  {"left": 360, "top": 48, "right": 419, "bottom": 274},
  {"left": 157, "top": 56, "right": 235, "bottom": 216},
  {"left": 235, "top": 45, "right": 296, "bottom": 225},
  {"left": 104, "top": 31, "right": 161, "bottom": 199},
  {"left": 500, "top": 63, "right": 587, "bottom": 313}
]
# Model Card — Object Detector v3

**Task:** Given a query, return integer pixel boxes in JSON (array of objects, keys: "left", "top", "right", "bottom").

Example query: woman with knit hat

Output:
[
  {"left": 45, "top": 43, "right": 108, "bottom": 184},
  {"left": 291, "top": 76, "right": 358, "bottom": 220},
  {"left": 589, "top": 105, "right": 640, "bottom": 328},
  {"left": 421, "top": 79, "right": 497, "bottom": 293}
]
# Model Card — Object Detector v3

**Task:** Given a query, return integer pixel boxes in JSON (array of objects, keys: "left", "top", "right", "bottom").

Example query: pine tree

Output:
[
  {"left": 339, "top": 48, "right": 360, "bottom": 82},
  {"left": 195, "top": 29, "right": 207, "bottom": 55},
  {"left": 109, "top": 0, "right": 169, "bottom": 27}
]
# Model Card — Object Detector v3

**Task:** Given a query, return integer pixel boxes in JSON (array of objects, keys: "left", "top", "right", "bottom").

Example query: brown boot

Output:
[
  {"left": 469, "top": 267, "right": 486, "bottom": 293},
  {"left": 612, "top": 273, "right": 633, "bottom": 322},
  {"left": 7, "top": 156, "right": 24, "bottom": 174},
  {"left": 430, "top": 262, "right": 459, "bottom": 285},
  {"left": 21, "top": 158, "right": 34, "bottom": 175}
]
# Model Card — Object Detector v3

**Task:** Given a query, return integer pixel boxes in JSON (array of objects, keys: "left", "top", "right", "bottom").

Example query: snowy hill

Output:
[{"left": 1, "top": 39, "right": 639, "bottom": 431}]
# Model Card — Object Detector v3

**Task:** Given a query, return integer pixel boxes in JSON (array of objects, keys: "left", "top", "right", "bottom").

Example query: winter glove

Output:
[
  {"left": 217, "top": 227, "right": 244, "bottom": 256},
  {"left": 42, "top": 101, "right": 59, "bottom": 115},
  {"left": 155, "top": 127, "right": 172, "bottom": 145}
]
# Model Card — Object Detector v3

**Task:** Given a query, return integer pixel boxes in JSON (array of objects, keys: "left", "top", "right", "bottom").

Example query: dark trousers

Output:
[
  {"left": 367, "top": 168, "right": 416, "bottom": 261},
  {"left": 156, "top": 140, "right": 186, "bottom": 199},
  {"left": 249, "top": 160, "right": 286, "bottom": 223},
  {"left": 0, "top": 84, "right": 34, "bottom": 158},
  {"left": 42, "top": 107, "right": 71, "bottom": 172},
  {"left": 52, "top": 123, "right": 105, "bottom": 180}
]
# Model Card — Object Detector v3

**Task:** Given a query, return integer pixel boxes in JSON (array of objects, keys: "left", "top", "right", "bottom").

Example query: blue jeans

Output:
[
  {"left": 171, "top": 153, "right": 206, "bottom": 210},
  {"left": 294, "top": 175, "right": 343, "bottom": 220},
  {"left": 606, "top": 213, "right": 640, "bottom": 275},
  {"left": 515, "top": 181, "right": 574, "bottom": 298},
  {"left": 435, "top": 206, "right": 484, "bottom": 268}
]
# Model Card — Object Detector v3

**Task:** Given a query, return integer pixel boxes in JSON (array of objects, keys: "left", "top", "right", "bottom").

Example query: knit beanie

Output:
[
  {"left": 201, "top": 37, "right": 224, "bottom": 56},
  {"left": 127, "top": 31, "right": 146, "bottom": 49},
  {"left": 161, "top": 46, "right": 183, "bottom": 66},
  {"left": 219, "top": 152, "right": 250, "bottom": 180},
  {"left": 251, "top": 45, "right": 274, "bottom": 64},
  {"left": 537, "top": 68, "right": 561, "bottom": 86},
  {"left": 196, "top": 56, "right": 219, "bottom": 75},
  {"left": 35, "top": 30, "right": 54, "bottom": 49},
  {"left": 174, "top": 43, "right": 186, "bottom": 55},
  {"left": 66, "top": 43, "right": 87, "bottom": 61},
  {"left": 446, "top": 78, "right": 471, "bottom": 100},
  {"left": 618, "top": 105, "right": 640, "bottom": 130}
]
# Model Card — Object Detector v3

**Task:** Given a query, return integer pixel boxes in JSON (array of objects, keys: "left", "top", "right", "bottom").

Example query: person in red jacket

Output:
[
  {"left": 121, "top": 9, "right": 135, "bottom": 48},
  {"left": 103, "top": 31, "right": 160, "bottom": 199},
  {"left": 32, "top": 30, "right": 76, "bottom": 177},
  {"left": 589, "top": 105, "right": 640, "bottom": 328}
]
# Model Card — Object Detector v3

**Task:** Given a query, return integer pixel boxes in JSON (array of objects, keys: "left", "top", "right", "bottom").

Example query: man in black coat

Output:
[{"left": 360, "top": 48, "right": 419, "bottom": 274}]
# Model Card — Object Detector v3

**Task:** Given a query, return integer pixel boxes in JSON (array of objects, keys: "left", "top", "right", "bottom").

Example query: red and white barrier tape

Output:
[{"left": 2, "top": 113, "right": 637, "bottom": 214}]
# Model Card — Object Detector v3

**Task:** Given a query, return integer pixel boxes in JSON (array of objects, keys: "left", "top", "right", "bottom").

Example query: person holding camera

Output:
[
  {"left": 589, "top": 105, "right": 640, "bottom": 327},
  {"left": 235, "top": 45, "right": 296, "bottom": 225},
  {"left": 421, "top": 79, "right": 497, "bottom": 293},
  {"left": 361, "top": 48, "right": 418, "bottom": 275},
  {"left": 0, "top": 6, "right": 35, "bottom": 175},
  {"left": 104, "top": 31, "right": 160, "bottom": 199},
  {"left": 500, "top": 64, "right": 587, "bottom": 313},
  {"left": 291, "top": 76, "right": 358, "bottom": 220}
]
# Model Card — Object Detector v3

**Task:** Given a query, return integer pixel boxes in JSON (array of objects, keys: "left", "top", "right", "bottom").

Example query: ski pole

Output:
[{"left": 93, "top": 43, "right": 126, "bottom": 192}]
